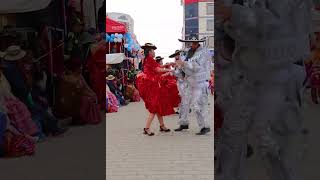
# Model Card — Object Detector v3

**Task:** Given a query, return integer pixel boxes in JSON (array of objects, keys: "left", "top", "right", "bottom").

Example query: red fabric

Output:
[
  {"left": 5, "top": 98, "right": 38, "bottom": 136},
  {"left": 214, "top": 104, "right": 223, "bottom": 136},
  {"left": 88, "top": 46, "right": 107, "bottom": 109},
  {"left": 132, "top": 90, "right": 141, "bottom": 102},
  {"left": 184, "top": 0, "right": 209, "bottom": 5},
  {"left": 80, "top": 96, "right": 101, "bottom": 124},
  {"left": 310, "top": 64, "right": 320, "bottom": 88},
  {"left": 6, "top": 133, "right": 35, "bottom": 157},
  {"left": 106, "top": 92, "right": 119, "bottom": 113},
  {"left": 209, "top": 73, "right": 214, "bottom": 95},
  {"left": 106, "top": 17, "right": 127, "bottom": 33},
  {"left": 135, "top": 57, "right": 181, "bottom": 116}
]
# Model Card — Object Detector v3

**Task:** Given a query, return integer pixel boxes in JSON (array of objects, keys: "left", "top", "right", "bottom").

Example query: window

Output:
[
  {"left": 207, "top": 3, "right": 214, "bottom": 15},
  {"left": 207, "top": 36, "right": 214, "bottom": 48},
  {"left": 185, "top": 19, "right": 199, "bottom": 34},
  {"left": 119, "top": 15, "right": 128, "bottom": 20},
  {"left": 185, "top": 3, "right": 199, "bottom": 19},
  {"left": 207, "top": 19, "right": 214, "bottom": 31}
]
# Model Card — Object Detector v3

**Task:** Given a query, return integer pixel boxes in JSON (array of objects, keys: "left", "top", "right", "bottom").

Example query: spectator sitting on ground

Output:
[
  {"left": 106, "top": 81, "right": 119, "bottom": 113},
  {"left": 55, "top": 57, "right": 101, "bottom": 125},
  {"left": 125, "top": 80, "right": 140, "bottom": 102},
  {"left": 2, "top": 45, "right": 67, "bottom": 138},
  {"left": 106, "top": 75, "right": 128, "bottom": 106}
]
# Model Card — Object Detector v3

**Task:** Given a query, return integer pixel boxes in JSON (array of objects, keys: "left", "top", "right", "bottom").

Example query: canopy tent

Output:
[
  {"left": 0, "top": 0, "right": 52, "bottom": 13},
  {"left": 106, "top": 16, "right": 127, "bottom": 33},
  {"left": 106, "top": 53, "right": 126, "bottom": 64}
]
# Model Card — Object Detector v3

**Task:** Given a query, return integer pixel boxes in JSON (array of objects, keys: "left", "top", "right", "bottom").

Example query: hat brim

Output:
[
  {"left": 4, "top": 51, "right": 26, "bottom": 61},
  {"left": 178, "top": 39, "right": 205, "bottom": 43},
  {"left": 169, "top": 51, "right": 181, "bottom": 58},
  {"left": 106, "top": 76, "right": 115, "bottom": 80},
  {"left": 141, "top": 45, "right": 157, "bottom": 50}
]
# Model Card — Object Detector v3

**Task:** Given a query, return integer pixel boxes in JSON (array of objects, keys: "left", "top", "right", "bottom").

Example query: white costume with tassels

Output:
[{"left": 216, "top": 0, "right": 313, "bottom": 180}]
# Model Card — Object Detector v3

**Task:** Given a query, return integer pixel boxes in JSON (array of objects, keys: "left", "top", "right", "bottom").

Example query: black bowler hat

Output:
[{"left": 169, "top": 50, "right": 182, "bottom": 58}]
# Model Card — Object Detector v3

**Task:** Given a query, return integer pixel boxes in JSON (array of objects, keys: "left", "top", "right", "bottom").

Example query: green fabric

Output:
[{"left": 27, "top": 93, "right": 34, "bottom": 106}]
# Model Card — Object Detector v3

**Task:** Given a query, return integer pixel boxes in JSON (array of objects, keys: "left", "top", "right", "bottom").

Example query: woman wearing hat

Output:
[
  {"left": 135, "top": 43, "right": 180, "bottom": 136},
  {"left": 0, "top": 61, "right": 39, "bottom": 142},
  {"left": 155, "top": 56, "right": 164, "bottom": 65}
]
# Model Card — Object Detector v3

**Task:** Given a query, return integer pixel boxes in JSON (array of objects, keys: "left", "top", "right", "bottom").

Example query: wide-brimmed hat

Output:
[
  {"left": 141, "top": 43, "right": 157, "bottom": 50},
  {"left": 106, "top": 75, "right": 115, "bottom": 81},
  {"left": 3, "top": 45, "right": 26, "bottom": 61},
  {"left": 169, "top": 50, "right": 182, "bottom": 58},
  {"left": 155, "top": 56, "right": 164, "bottom": 61},
  {"left": 178, "top": 36, "right": 205, "bottom": 43}
]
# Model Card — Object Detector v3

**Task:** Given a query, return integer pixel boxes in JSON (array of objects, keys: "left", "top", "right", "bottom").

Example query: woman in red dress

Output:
[{"left": 136, "top": 43, "right": 181, "bottom": 136}]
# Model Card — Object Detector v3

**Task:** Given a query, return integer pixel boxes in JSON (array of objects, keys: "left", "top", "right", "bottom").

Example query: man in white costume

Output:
[
  {"left": 215, "top": 0, "right": 313, "bottom": 179},
  {"left": 174, "top": 37, "right": 212, "bottom": 135},
  {"left": 169, "top": 50, "right": 190, "bottom": 125}
]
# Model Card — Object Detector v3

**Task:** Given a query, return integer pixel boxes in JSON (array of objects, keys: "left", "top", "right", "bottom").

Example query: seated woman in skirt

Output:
[
  {"left": 106, "top": 82, "right": 119, "bottom": 113},
  {"left": 54, "top": 57, "right": 101, "bottom": 125}
]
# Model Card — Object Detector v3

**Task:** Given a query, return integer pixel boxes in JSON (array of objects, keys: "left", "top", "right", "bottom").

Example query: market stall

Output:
[
  {"left": 0, "top": 0, "right": 52, "bottom": 13},
  {"left": 106, "top": 53, "right": 125, "bottom": 64}
]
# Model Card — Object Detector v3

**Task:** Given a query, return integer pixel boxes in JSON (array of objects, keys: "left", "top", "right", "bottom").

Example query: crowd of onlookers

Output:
[
  {"left": 106, "top": 58, "right": 141, "bottom": 113},
  {"left": 0, "top": 7, "right": 105, "bottom": 157}
]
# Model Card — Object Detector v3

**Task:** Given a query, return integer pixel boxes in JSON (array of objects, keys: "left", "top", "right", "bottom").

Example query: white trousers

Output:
[
  {"left": 178, "top": 81, "right": 210, "bottom": 129},
  {"left": 177, "top": 81, "right": 190, "bottom": 126}
]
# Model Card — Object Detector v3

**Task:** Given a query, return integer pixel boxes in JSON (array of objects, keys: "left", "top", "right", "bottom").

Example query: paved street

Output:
[
  {"left": 106, "top": 97, "right": 215, "bottom": 180},
  {"left": 0, "top": 92, "right": 319, "bottom": 180},
  {"left": 0, "top": 117, "right": 106, "bottom": 180},
  {"left": 107, "top": 92, "right": 320, "bottom": 180}
]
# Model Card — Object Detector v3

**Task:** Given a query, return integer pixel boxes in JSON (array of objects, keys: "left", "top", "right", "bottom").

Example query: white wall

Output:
[{"left": 198, "top": 2, "right": 214, "bottom": 35}]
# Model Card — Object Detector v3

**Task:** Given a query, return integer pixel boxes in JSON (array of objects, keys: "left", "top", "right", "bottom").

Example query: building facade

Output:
[{"left": 181, "top": 0, "right": 214, "bottom": 50}]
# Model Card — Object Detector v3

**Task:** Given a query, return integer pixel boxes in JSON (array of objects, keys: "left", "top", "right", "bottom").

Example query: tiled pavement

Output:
[
  {"left": 1, "top": 93, "right": 318, "bottom": 180},
  {"left": 106, "top": 99, "right": 214, "bottom": 180},
  {"left": 107, "top": 93, "right": 320, "bottom": 180}
]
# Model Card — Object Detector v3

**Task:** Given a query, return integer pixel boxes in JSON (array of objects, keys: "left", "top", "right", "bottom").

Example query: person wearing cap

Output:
[
  {"left": 135, "top": 43, "right": 180, "bottom": 136},
  {"left": 174, "top": 36, "right": 211, "bottom": 135},
  {"left": 215, "top": 1, "right": 312, "bottom": 179}
]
